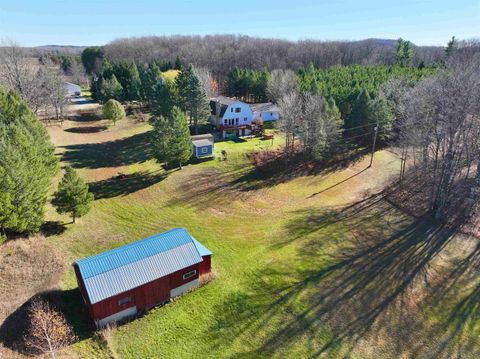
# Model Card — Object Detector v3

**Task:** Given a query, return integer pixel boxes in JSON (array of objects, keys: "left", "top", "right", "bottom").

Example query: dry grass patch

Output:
[
  {"left": 0, "top": 236, "right": 67, "bottom": 323},
  {"left": 0, "top": 237, "right": 68, "bottom": 357}
]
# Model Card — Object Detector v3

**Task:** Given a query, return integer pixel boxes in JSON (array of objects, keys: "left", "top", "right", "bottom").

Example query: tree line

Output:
[
  {"left": 101, "top": 35, "right": 451, "bottom": 77},
  {"left": 297, "top": 63, "right": 436, "bottom": 141},
  {"left": 384, "top": 53, "right": 480, "bottom": 220}
]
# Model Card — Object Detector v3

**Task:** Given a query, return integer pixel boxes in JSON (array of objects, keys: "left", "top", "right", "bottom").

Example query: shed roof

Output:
[
  {"left": 74, "top": 228, "right": 212, "bottom": 304},
  {"left": 192, "top": 139, "right": 213, "bottom": 147}
]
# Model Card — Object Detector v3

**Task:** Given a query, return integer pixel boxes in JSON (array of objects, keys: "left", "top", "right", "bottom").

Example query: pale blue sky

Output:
[{"left": 0, "top": 0, "right": 478, "bottom": 46}]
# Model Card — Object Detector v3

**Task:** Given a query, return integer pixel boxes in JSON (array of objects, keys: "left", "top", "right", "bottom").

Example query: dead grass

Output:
[
  {"left": 0, "top": 236, "right": 66, "bottom": 323},
  {"left": 0, "top": 236, "right": 67, "bottom": 357}
]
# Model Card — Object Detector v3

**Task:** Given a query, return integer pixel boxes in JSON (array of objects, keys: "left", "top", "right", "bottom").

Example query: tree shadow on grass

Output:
[
  {"left": 68, "top": 111, "right": 101, "bottom": 123},
  {"left": 60, "top": 131, "right": 152, "bottom": 169},
  {"left": 89, "top": 170, "right": 168, "bottom": 200},
  {"left": 40, "top": 221, "right": 67, "bottom": 237},
  {"left": 64, "top": 126, "right": 108, "bottom": 134},
  {"left": 0, "top": 289, "right": 93, "bottom": 356},
  {"left": 208, "top": 194, "right": 465, "bottom": 357},
  {"left": 421, "top": 239, "right": 480, "bottom": 358},
  {"left": 168, "top": 148, "right": 372, "bottom": 209}
]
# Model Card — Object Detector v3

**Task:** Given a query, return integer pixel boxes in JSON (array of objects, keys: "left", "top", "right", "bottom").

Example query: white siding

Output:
[
  {"left": 221, "top": 101, "right": 254, "bottom": 125},
  {"left": 96, "top": 306, "right": 137, "bottom": 328},
  {"left": 170, "top": 279, "right": 200, "bottom": 298},
  {"left": 254, "top": 111, "right": 279, "bottom": 122}
]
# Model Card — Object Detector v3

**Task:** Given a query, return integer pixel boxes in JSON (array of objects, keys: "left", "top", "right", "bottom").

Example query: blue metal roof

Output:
[
  {"left": 191, "top": 237, "right": 213, "bottom": 256},
  {"left": 74, "top": 228, "right": 212, "bottom": 304}
]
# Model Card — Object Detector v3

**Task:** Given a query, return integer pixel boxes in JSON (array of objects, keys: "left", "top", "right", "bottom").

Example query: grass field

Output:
[{"left": 3, "top": 115, "right": 480, "bottom": 358}]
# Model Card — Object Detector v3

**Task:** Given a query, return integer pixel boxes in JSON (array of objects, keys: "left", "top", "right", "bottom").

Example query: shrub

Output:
[{"left": 102, "top": 99, "right": 125, "bottom": 125}]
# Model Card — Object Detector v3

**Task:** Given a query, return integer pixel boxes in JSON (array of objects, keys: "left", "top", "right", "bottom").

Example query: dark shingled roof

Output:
[{"left": 210, "top": 96, "right": 238, "bottom": 106}]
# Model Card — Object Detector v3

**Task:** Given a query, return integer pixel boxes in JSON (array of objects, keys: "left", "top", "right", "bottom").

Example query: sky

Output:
[{"left": 0, "top": 0, "right": 478, "bottom": 47}]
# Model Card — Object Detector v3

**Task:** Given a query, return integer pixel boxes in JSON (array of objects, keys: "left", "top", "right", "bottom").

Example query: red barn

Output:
[{"left": 73, "top": 228, "right": 212, "bottom": 328}]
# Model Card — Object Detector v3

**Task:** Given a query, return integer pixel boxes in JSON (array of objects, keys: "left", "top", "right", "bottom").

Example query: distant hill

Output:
[
  {"left": 34, "top": 45, "right": 86, "bottom": 54},
  {"left": 359, "top": 38, "right": 399, "bottom": 47}
]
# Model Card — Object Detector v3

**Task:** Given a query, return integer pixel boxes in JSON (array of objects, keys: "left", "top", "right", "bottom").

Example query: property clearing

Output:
[{"left": 2, "top": 115, "right": 480, "bottom": 358}]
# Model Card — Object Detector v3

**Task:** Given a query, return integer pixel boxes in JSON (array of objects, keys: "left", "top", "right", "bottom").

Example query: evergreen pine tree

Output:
[
  {"left": 174, "top": 56, "right": 183, "bottom": 70},
  {"left": 112, "top": 61, "right": 142, "bottom": 101},
  {"left": 176, "top": 65, "right": 210, "bottom": 134},
  {"left": 151, "top": 106, "right": 192, "bottom": 169},
  {"left": 445, "top": 36, "right": 458, "bottom": 59},
  {"left": 52, "top": 166, "right": 94, "bottom": 223},
  {"left": 347, "top": 88, "right": 371, "bottom": 138},
  {"left": 99, "top": 74, "right": 123, "bottom": 101},
  {"left": 152, "top": 78, "right": 179, "bottom": 118},
  {"left": 139, "top": 62, "right": 163, "bottom": 103},
  {"left": 0, "top": 89, "right": 58, "bottom": 234},
  {"left": 395, "top": 38, "right": 414, "bottom": 67}
]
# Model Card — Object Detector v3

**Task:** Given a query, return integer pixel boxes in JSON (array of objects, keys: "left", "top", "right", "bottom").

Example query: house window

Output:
[
  {"left": 231, "top": 108, "right": 233, "bottom": 112},
  {"left": 224, "top": 119, "right": 228, "bottom": 124},
  {"left": 244, "top": 117, "right": 247, "bottom": 121},
  {"left": 236, "top": 118, "right": 239, "bottom": 124},
  {"left": 201, "top": 147, "right": 208, "bottom": 154},
  {"left": 183, "top": 270, "right": 197, "bottom": 280},
  {"left": 118, "top": 297, "right": 131, "bottom": 306},
  {"left": 270, "top": 112, "right": 273, "bottom": 116},
  {"left": 235, "top": 107, "right": 241, "bottom": 113}
]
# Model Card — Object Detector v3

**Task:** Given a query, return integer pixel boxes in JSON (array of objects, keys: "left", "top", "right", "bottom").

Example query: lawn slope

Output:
[{"left": 35, "top": 118, "right": 480, "bottom": 358}]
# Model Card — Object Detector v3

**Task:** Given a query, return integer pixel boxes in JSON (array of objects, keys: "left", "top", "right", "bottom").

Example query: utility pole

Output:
[{"left": 369, "top": 123, "right": 379, "bottom": 168}]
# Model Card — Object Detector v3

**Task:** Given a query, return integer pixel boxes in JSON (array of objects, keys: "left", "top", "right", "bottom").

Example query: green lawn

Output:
[{"left": 42, "top": 118, "right": 480, "bottom": 358}]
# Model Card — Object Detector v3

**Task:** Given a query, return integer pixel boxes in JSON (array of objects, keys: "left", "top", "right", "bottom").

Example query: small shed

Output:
[
  {"left": 191, "top": 134, "right": 214, "bottom": 159},
  {"left": 63, "top": 82, "right": 81, "bottom": 97},
  {"left": 73, "top": 228, "right": 212, "bottom": 328}
]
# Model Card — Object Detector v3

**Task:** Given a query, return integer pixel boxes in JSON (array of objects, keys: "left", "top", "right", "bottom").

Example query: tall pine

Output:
[
  {"left": 151, "top": 106, "right": 192, "bottom": 168},
  {"left": 152, "top": 78, "right": 179, "bottom": 118},
  {"left": 176, "top": 65, "right": 210, "bottom": 134},
  {"left": 0, "top": 90, "right": 58, "bottom": 234},
  {"left": 347, "top": 89, "right": 372, "bottom": 138}
]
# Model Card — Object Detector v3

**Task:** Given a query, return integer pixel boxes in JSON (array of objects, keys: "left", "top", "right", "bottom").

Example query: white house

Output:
[
  {"left": 250, "top": 102, "right": 280, "bottom": 122},
  {"left": 210, "top": 96, "right": 256, "bottom": 138},
  {"left": 63, "top": 82, "right": 81, "bottom": 97}
]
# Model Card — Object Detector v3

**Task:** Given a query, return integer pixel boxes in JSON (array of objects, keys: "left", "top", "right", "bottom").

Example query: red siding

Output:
[
  {"left": 169, "top": 263, "right": 199, "bottom": 289},
  {"left": 199, "top": 255, "right": 211, "bottom": 276},
  {"left": 75, "top": 255, "right": 212, "bottom": 323}
]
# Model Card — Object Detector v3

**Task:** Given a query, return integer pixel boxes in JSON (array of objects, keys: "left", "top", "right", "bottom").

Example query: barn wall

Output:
[
  {"left": 199, "top": 255, "right": 211, "bottom": 276},
  {"left": 90, "top": 275, "right": 171, "bottom": 320},
  {"left": 169, "top": 263, "right": 199, "bottom": 289},
  {"left": 74, "top": 264, "right": 95, "bottom": 320},
  {"left": 88, "top": 262, "right": 201, "bottom": 321}
]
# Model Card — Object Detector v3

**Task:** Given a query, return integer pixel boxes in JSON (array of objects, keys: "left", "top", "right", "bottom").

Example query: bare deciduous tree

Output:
[
  {"left": 102, "top": 35, "right": 456, "bottom": 78},
  {"left": 194, "top": 66, "right": 217, "bottom": 98},
  {"left": 24, "top": 298, "right": 77, "bottom": 359},
  {"left": 0, "top": 40, "right": 44, "bottom": 113},
  {"left": 277, "top": 89, "right": 341, "bottom": 159},
  {"left": 266, "top": 69, "right": 299, "bottom": 103},
  {"left": 0, "top": 41, "right": 69, "bottom": 119},
  {"left": 386, "top": 54, "right": 480, "bottom": 219}
]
